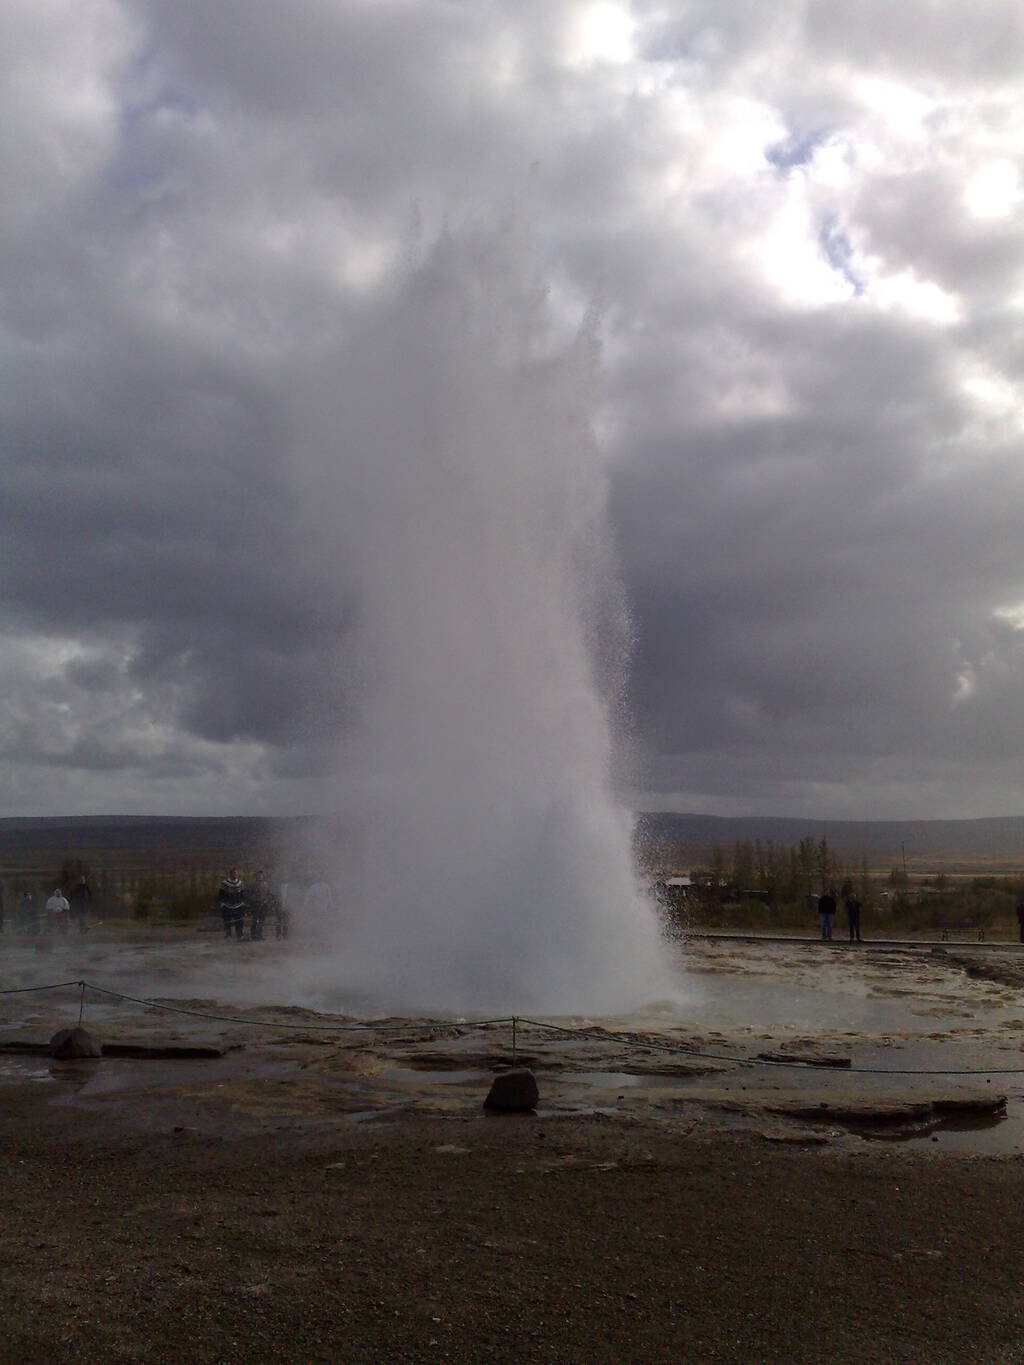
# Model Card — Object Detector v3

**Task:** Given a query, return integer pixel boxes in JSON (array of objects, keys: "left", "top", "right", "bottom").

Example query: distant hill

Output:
[
  {"left": 0, "top": 816, "right": 295, "bottom": 878},
  {"left": 1, "top": 811, "right": 1022, "bottom": 881},
  {"left": 635, "top": 812, "right": 1024, "bottom": 870}
]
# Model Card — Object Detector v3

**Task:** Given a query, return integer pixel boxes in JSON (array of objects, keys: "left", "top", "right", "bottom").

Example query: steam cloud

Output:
[{"left": 284, "top": 223, "right": 671, "bottom": 1014}]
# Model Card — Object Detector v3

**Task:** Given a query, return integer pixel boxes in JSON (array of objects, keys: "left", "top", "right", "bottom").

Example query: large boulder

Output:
[
  {"left": 49, "top": 1026, "right": 102, "bottom": 1060},
  {"left": 484, "top": 1068, "right": 539, "bottom": 1112}
]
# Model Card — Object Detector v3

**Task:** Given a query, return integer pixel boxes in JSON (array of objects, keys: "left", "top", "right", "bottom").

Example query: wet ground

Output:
[
  {"left": 3, "top": 926, "right": 1024, "bottom": 1153},
  {"left": 7, "top": 926, "right": 1024, "bottom": 1364}
]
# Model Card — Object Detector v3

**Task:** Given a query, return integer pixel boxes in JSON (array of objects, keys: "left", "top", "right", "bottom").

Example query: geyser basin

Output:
[{"left": 289, "top": 222, "right": 672, "bottom": 1015}]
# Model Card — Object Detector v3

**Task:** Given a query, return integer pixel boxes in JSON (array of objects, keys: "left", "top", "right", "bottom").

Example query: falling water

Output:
[{"left": 290, "top": 223, "right": 672, "bottom": 1015}]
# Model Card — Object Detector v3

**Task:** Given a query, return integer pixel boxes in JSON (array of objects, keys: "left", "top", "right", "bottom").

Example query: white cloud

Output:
[{"left": 566, "top": 1, "right": 636, "bottom": 67}]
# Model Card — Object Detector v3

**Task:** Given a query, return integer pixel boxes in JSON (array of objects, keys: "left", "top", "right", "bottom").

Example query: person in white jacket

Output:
[{"left": 46, "top": 888, "right": 70, "bottom": 935}]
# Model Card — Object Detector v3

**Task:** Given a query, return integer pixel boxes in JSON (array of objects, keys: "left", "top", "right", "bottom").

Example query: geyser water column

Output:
[{"left": 295, "top": 223, "right": 671, "bottom": 1015}]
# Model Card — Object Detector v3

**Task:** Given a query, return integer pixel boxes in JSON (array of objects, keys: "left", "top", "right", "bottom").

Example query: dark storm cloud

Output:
[{"left": 1, "top": 0, "right": 1023, "bottom": 817}]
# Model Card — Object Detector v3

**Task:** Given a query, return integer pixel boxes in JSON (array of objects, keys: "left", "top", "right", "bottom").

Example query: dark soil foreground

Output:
[{"left": 3, "top": 1088, "right": 1024, "bottom": 1365}]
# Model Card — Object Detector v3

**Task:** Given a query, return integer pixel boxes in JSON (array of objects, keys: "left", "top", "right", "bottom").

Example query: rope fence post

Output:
[
  {"left": 512, "top": 1015, "right": 518, "bottom": 1067},
  {"left": 78, "top": 980, "right": 86, "bottom": 1025}
]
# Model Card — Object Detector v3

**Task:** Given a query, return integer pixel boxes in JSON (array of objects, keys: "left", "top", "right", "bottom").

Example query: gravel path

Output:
[{"left": 3, "top": 1080, "right": 1024, "bottom": 1364}]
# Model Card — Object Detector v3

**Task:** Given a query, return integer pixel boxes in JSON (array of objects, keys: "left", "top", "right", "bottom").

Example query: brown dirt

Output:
[{"left": 3, "top": 1079, "right": 1024, "bottom": 1364}]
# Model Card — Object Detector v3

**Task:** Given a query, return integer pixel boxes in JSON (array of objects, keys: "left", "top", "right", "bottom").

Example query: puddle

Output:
[
  {"left": 0, "top": 1052, "right": 249, "bottom": 1104},
  {"left": 63, "top": 1056, "right": 240, "bottom": 1098},
  {"left": 382, "top": 1068, "right": 486, "bottom": 1087},
  {"left": 564, "top": 1071, "right": 683, "bottom": 1090},
  {"left": 685, "top": 973, "right": 994, "bottom": 1034},
  {"left": 0, "top": 1058, "right": 56, "bottom": 1085}
]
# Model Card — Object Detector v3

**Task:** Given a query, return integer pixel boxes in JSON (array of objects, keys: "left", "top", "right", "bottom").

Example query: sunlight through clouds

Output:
[{"left": 566, "top": 1, "right": 635, "bottom": 66}]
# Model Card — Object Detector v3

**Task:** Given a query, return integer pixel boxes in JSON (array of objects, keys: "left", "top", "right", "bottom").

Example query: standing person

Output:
[
  {"left": 818, "top": 887, "right": 837, "bottom": 942},
  {"left": 217, "top": 868, "right": 246, "bottom": 941},
  {"left": 303, "top": 879, "right": 334, "bottom": 937},
  {"left": 275, "top": 878, "right": 299, "bottom": 940},
  {"left": 248, "top": 870, "right": 276, "bottom": 942},
  {"left": 0, "top": 881, "right": 4, "bottom": 934},
  {"left": 19, "top": 890, "right": 39, "bottom": 934},
  {"left": 68, "top": 876, "right": 92, "bottom": 934},
  {"left": 46, "top": 888, "right": 70, "bottom": 935},
  {"left": 844, "top": 892, "right": 862, "bottom": 943}
]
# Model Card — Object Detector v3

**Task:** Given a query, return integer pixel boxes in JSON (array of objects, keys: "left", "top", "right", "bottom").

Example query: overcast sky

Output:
[{"left": 3, "top": 0, "right": 1024, "bottom": 821}]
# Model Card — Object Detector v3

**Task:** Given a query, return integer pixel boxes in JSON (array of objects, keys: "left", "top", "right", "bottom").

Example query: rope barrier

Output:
[
  {"left": 0, "top": 980, "right": 87, "bottom": 995},
  {"left": 0, "top": 977, "right": 512, "bottom": 1032},
  {"left": 2, "top": 978, "right": 1024, "bottom": 1077},
  {"left": 80, "top": 982, "right": 513, "bottom": 1033},
  {"left": 514, "top": 1016, "right": 1024, "bottom": 1077}
]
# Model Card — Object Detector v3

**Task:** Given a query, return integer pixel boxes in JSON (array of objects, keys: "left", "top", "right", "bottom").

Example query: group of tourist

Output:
[
  {"left": 0, "top": 878, "right": 93, "bottom": 935},
  {"left": 0, "top": 866, "right": 328, "bottom": 943},
  {"left": 817, "top": 887, "right": 862, "bottom": 942},
  {"left": 216, "top": 867, "right": 287, "bottom": 941},
  {"left": 216, "top": 867, "right": 331, "bottom": 942}
]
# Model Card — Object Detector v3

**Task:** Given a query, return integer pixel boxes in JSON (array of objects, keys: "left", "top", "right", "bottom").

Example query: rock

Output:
[
  {"left": 484, "top": 1068, "right": 539, "bottom": 1112},
  {"left": 49, "top": 1026, "right": 102, "bottom": 1060}
]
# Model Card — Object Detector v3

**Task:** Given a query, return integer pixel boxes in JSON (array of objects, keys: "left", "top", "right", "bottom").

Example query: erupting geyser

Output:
[{"left": 292, "top": 222, "right": 672, "bottom": 1015}]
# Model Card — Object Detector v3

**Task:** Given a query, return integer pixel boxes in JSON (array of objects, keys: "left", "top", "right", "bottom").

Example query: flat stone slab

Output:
[
  {"left": 101, "top": 1043, "right": 228, "bottom": 1059},
  {"left": 756, "top": 1127, "right": 832, "bottom": 1146},
  {"left": 771, "top": 1100, "right": 932, "bottom": 1124},
  {"left": 0, "top": 1039, "right": 50, "bottom": 1056},
  {"left": 930, "top": 1094, "right": 1007, "bottom": 1115},
  {"left": 0, "top": 1038, "right": 228, "bottom": 1060},
  {"left": 769, "top": 1094, "right": 1006, "bottom": 1124},
  {"left": 757, "top": 1051, "right": 852, "bottom": 1068}
]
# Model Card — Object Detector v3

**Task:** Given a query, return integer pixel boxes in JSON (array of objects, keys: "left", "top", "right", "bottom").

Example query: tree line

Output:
[{"left": 688, "top": 836, "right": 872, "bottom": 907}]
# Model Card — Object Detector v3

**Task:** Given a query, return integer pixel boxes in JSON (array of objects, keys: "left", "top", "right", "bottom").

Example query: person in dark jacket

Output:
[
  {"left": 818, "top": 888, "right": 837, "bottom": 941},
  {"left": 844, "top": 892, "right": 862, "bottom": 942},
  {"left": 275, "top": 879, "right": 299, "bottom": 940},
  {"left": 217, "top": 868, "right": 246, "bottom": 941},
  {"left": 18, "top": 890, "right": 39, "bottom": 934},
  {"left": 68, "top": 877, "right": 92, "bottom": 934},
  {"left": 248, "top": 870, "right": 277, "bottom": 942}
]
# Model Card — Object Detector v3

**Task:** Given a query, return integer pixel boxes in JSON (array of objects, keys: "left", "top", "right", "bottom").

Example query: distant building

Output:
[{"left": 653, "top": 875, "right": 693, "bottom": 899}]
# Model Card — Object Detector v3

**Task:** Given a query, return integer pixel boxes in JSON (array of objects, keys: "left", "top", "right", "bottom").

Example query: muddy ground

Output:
[{"left": 3, "top": 929, "right": 1024, "bottom": 1363}]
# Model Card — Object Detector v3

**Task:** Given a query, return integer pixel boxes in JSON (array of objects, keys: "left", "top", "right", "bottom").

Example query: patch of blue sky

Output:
[
  {"left": 107, "top": 74, "right": 200, "bottom": 199},
  {"left": 765, "top": 129, "right": 829, "bottom": 172},
  {"left": 818, "top": 213, "right": 864, "bottom": 295},
  {"left": 119, "top": 87, "right": 199, "bottom": 135}
]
